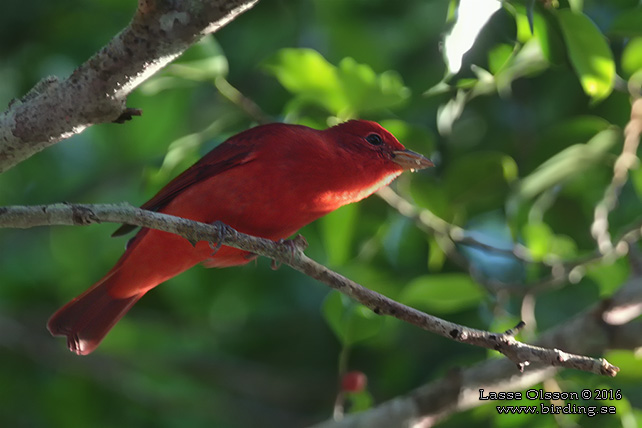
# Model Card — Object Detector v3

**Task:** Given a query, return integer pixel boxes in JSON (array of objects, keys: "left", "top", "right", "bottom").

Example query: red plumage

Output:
[{"left": 48, "top": 120, "right": 433, "bottom": 355}]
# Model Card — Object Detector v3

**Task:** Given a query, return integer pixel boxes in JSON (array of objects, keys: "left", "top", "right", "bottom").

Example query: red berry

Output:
[{"left": 341, "top": 371, "right": 367, "bottom": 392}]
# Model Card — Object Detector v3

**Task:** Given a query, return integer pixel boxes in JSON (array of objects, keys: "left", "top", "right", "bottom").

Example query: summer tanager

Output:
[{"left": 48, "top": 120, "right": 433, "bottom": 355}]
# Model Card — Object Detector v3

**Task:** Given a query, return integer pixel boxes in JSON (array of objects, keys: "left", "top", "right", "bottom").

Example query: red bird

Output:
[{"left": 48, "top": 120, "right": 433, "bottom": 355}]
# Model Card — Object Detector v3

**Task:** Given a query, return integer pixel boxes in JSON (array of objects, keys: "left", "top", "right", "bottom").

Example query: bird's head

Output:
[{"left": 327, "top": 120, "right": 434, "bottom": 172}]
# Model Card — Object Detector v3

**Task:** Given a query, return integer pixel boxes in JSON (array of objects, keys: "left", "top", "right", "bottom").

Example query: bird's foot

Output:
[
  {"left": 271, "top": 234, "right": 308, "bottom": 270},
  {"left": 208, "top": 220, "right": 229, "bottom": 256}
]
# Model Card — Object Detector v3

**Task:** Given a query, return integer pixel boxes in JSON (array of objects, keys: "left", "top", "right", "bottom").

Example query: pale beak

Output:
[{"left": 391, "top": 149, "right": 434, "bottom": 171}]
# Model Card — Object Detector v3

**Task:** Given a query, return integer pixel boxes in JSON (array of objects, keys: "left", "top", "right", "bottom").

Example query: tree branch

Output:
[
  {"left": 0, "top": 0, "right": 259, "bottom": 173},
  {"left": 0, "top": 203, "right": 620, "bottom": 377},
  {"left": 378, "top": 187, "right": 642, "bottom": 296},
  {"left": 592, "top": 96, "right": 642, "bottom": 253},
  {"left": 310, "top": 274, "right": 642, "bottom": 428}
]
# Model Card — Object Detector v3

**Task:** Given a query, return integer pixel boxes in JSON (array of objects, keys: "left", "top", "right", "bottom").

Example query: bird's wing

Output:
[{"left": 112, "top": 135, "right": 258, "bottom": 237}]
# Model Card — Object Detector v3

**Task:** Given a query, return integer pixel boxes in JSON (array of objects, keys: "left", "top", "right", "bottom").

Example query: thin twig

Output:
[
  {"left": 591, "top": 97, "right": 642, "bottom": 253},
  {"left": 378, "top": 187, "right": 642, "bottom": 295},
  {"left": 0, "top": 202, "right": 619, "bottom": 377},
  {"left": 377, "top": 187, "right": 535, "bottom": 262},
  {"left": 214, "top": 76, "right": 272, "bottom": 125}
]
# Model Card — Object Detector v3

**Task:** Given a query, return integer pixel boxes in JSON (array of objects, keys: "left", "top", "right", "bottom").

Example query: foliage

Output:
[{"left": 1, "top": 0, "right": 641, "bottom": 427}]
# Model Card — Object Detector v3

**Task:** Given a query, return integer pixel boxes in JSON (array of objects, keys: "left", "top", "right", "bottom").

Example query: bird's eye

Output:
[{"left": 366, "top": 133, "right": 383, "bottom": 146}]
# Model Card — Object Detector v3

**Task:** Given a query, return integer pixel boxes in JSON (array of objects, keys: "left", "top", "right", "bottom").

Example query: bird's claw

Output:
[
  {"left": 209, "top": 221, "right": 229, "bottom": 256},
  {"left": 291, "top": 234, "right": 309, "bottom": 251},
  {"left": 271, "top": 234, "right": 308, "bottom": 270}
]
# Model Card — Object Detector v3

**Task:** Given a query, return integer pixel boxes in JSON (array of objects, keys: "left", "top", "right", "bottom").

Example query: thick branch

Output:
[
  {"left": 0, "top": 0, "right": 259, "bottom": 173},
  {"left": 0, "top": 203, "right": 619, "bottom": 377}
]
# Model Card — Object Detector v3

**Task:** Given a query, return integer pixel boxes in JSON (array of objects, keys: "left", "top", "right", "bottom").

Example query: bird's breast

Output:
[{"left": 309, "top": 170, "right": 402, "bottom": 212}]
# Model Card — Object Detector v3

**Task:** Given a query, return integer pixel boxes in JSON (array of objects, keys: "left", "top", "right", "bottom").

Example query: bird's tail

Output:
[{"left": 47, "top": 269, "right": 143, "bottom": 356}]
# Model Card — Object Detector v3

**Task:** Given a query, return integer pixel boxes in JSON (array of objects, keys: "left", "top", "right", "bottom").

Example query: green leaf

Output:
[
  {"left": 263, "top": 48, "right": 344, "bottom": 114},
  {"left": 264, "top": 48, "right": 409, "bottom": 117},
  {"left": 549, "top": 234, "right": 577, "bottom": 259},
  {"left": 522, "top": 221, "right": 577, "bottom": 262},
  {"left": 488, "top": 44, "right": 514, "bottom": 75},
  {"left": 401, "top": 274, "right": 484, "bottom": 313},
  {"left": 514, "top": 3, "right": 535, "bottom": 43},
  {"left": 320, "top": 204, "right": 358, "bottom": 266},
  {"left": 557, "top": 10, "right": 615, "bottom": 103},
  {"left": 522, "top": 222, "right": 577, "bottom": 261},
  {"left": 522, "top": 222, "right": 553, "bottom": 261},
  {"left": 424, "top": 80, "right": 452, "bottom": 97},
  {"left": 622, "top": 38, "right": 642, "bottom": 77},
  {"left": 455, "top": 78, "right": 479, "bottom": 90},
  {"left": 338, "top": 57, "right": 410, "bottom": 114},
  {"left": 493, "top": 39, "right": 549, "bottom": 96},
  {"left": 509, "top": 0, "right": 563, "bottom": 68}
]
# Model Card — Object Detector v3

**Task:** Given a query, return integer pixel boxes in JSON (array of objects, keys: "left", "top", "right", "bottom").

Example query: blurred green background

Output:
[{"left": 1, "top": 0, "right": 642, "bottom": 427}]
